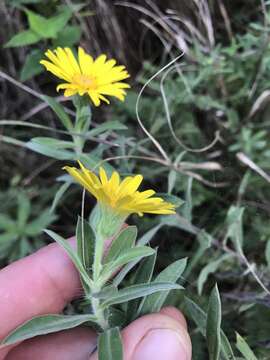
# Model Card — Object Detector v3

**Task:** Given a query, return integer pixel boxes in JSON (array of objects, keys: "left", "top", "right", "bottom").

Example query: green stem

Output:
[
  {"left": 90, "top": 232, "right": 109, "bottom": 329},
  {"left": 91, "top": 291, "right": 108, "bottom": 330}
]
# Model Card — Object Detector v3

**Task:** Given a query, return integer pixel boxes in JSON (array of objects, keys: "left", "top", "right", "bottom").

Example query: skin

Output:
[{"left": 0, "top": 239, "right": 192, "bottom": 360}]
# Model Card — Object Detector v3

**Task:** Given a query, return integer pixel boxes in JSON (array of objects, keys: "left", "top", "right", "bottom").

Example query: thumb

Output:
[{"left": 90, "top": 307, "right": 192, "bottom": 360}]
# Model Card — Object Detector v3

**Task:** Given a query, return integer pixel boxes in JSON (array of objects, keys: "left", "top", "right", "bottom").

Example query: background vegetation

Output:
[{"left": 1, "top": 0, "right": 270, "bottom": 358}]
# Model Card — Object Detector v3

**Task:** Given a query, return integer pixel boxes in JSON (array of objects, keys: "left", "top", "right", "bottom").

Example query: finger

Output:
[
  {"left": 6, "top": 327, "right": 97, "bottom": 360},
  {"left": 90, "top": 308, "right": 192, "bottom": 360},
  {"left": 159, "top": 306, "right": 188, "bottom": 329},
  {"left": 0, "top": 238, "right": 81, "bottom": 357}
]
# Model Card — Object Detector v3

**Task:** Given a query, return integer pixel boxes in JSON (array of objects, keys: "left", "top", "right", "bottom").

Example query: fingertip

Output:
[
  {"left": 121, "top": 312, "right": 192, "bottom": 360},
  {"left": 159, "top": 306, "right": 188, "bottom": 329}
]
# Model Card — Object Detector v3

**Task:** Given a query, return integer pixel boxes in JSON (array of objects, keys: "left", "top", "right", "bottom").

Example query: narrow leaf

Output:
[
  {"left": 26, "top": 141, "right": 75, "bottom": 160},
  {"left": 207, "top": 285, "right": 222, "bottom": 360},
  {"left": 2, "top": 314, "right": 97, "bottom": 345},
  {"left": 42, "top": 95, "right": 73, "bottom": 130},
  {"left": 198, "top": 254, "right": 231, "bottom": 295},
  {"left": 138, "top": 258, "right": 187, "bottom": 316},
  {"left": 76, "top": 216, "right": 95, "bottom": 272},
  {"left": 100, "top": 247, "right": 155, "bottom": 284},
  {"left": 113, "top": 224, "right": 163, "bottom": 286},
  {"left": 265, "top": 240, "right": 270, "bottom": 270},
  {"left": 98, "top": 327, "right": 123, "bottom": 360},
  {"left": 31, "top": 137, "right": 74, "bottom": 149},
  {"left": 236, "top": 333, "right": 258, "bottom": 360},
  {"left": 184, "top": 297, "right": 235, "bottom": 360},
  {"left": 44, "top": 229, "right": 91, "bottom": 288},
  {"left": 127, "top": 251, "right": 157, "bottom": 321},
  {"left": 102, "top": 282, "right": 183, "bottom": 308},
  {"left": 50, "top": 182, "right": 71, "bottom": 213},
  {"left": 104, "top": 226, "right": 137, "bottom": 264}
]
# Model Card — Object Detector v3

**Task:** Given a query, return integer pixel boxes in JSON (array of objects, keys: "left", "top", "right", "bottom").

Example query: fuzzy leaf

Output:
[
  {"left": 113, "top": 224, "right": 163, "bottom": 286},
  {"left": 42, "top": 95, "right": 73, "bottom": 130},
  {"left": 184, "top": 297, "right": 235, "bottom": 360},
  {"left": 126, "top": 251, "right": 157, "bottom": 321},
  {"left": 2, "top": 314, "right": 97, "bottom": 345},
  {"left": 138, "top": 258, "right": 187, "bottom": 315},
  {"left": 100, "top": 247, "right": 155, "bottom": 284},
  {"left": 236, "top": 333, "right": 258, "bottom": 360},
  {"left": 101, "top": 282, "right": 183, "bottom": 308},
  {"left": 76, "top": 217, "right": 95, "bottom": 272},
  {"left": 50, "top": 182, "right": 71, "bottom": 213},
  {"left": 44, "top": 229, "right": 91, "bottom": 289},
  {"left": 207, "top": 285, "right": 222, "bottom": 360},
  {"left": 198, "top": 254, "right": 231, "bottom": 295},
  {"left": 26, "top": 141, "right": 75, "bottom": 160},
  {"left": 104, "top": 226, "right": 137, "bottom": 264},
  {"left": 98, "top": 327, "right": 123, "bottom": 360}
]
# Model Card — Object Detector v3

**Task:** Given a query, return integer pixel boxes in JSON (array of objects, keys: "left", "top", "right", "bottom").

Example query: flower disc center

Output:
[{"left": 73, "top": 74, "right": 97, "bottom": 90}]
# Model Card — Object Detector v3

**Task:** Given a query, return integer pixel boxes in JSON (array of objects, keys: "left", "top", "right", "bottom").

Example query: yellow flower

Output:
[
  {"left": 40, "top": 47, "right": 130, "bottom": 106},
  {"left": 63, "top": 162, "right": 175, "bottom": 216}
]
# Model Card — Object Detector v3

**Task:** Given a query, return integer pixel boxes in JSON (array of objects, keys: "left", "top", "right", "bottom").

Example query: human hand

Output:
[{"left": 0, "top": 239, "right": 192, "bottom": 360}]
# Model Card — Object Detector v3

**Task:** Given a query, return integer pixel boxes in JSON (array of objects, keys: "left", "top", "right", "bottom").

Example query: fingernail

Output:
[{"left": 133, "top": 328, "right": 189, "bottom": 360}]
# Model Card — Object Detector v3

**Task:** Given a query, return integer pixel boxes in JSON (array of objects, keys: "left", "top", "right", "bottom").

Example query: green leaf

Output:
[
  {"left": 235, "top": 333, "right": 258, "bottom": 360},
  {"left": 132, "top": 251, "right": 157, "bottom": 285},
  {"left": 100, "top": 247, "right": 155, "bottom": 284},
  {"left": 226, "top": 206, "right": 245, "bottom": 254},
  {"left": 20, "top": 49, "right": 43, "bottom": 81},
  {"left": 184, "top": 297, "right": 235, "bottom": 360},
  {"left": 113, "top": 224, "right": 163, "bottom": 286},
  {"left": 50, "top": 182, "right": 71, "bottom": 213},
  {"left": 183, "top": 177, "right": 193, "bottom": 222},
  {"left": 26, "top": 140, "right": 75, "bottom": 160},
  {"left": 53, "top": 25, "right": 81, "bottom": 47},
  {"left": 4, "top": 30, "right": 41, "bottom": 47},
  {"left": 207, "top": 285, "right": 222, "bottom": 360},
  {"left": 98, "top": 327, "right": 123, "bottom": 360},
  {"left": 0, "top": 215, "right": 15, "bottom": 230},
  {"left": 198, "top": 254, "right": 231, "bottom": 295},
  {"left": 127, "top": 251, "right": 157, "bottom": 321},
  {"left": 76, "top": 216, "right": 95, "bottom": 272},
  {"left": 31, "top": 137, "right": 74, "bottom": 149},
  {"left": 101, "top": 282, "right": 183, "bottom": 308},
  {"left": 17, "top": 193, "right": 31, "bottom": 228},
  {"left": 104, "top": 226, "right": 137, "bottom": 264},
  {"left": 156, "top": 193, "right": 185, "bottom": 208},
  {"left": 44, "top": 229, "right": 91, "bottom": 289},
  {"left": 42, "top": 95, "right": 73, "bottom": 130},
  {"left": 138, "top": 258, "right": 187, "bottom": 316},
  {"left": 87, "top": 121, "right": 127, "bottom": 137},
  {"left": 26, "top": 209, "right": 56, "bottom": 236},
  {"left": 2, "top": 314, "right": 97, "bottom": 346},
  {"left": 265, "top": 240, "right": 270, "bottom": 269},
  {"left": 25, "top": 8, "right": 72, "bottom": 39}
]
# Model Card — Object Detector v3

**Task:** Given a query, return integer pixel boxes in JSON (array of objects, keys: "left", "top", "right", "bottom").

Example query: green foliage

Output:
[
  {"left": 4, "top": 4, "right": 82, "bottom": 80},
  {"left": 0, "top": 191, "right": 56, "bottom": 262},
  {"left": 2, "top": 0, "right": 270, "bottom": 358},
  {"left": 98, "top": 327, "right": 123, "bottom": 360},
  {"left": 3, "top": 314, "right": 97, "bottom": 345}
]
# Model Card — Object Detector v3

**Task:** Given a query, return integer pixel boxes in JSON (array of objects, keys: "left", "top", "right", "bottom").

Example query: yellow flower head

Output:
[
  {"left": 63, "top": 162, "right": 176, "bottom": 216},
  {"left": 40, "top": 47, "right": 130, "bottom": 106}
]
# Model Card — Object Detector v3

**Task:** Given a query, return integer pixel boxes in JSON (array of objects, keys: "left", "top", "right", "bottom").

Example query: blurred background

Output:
[{"left": 0, "top": 0, "right": 270, "bottom": 358}]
